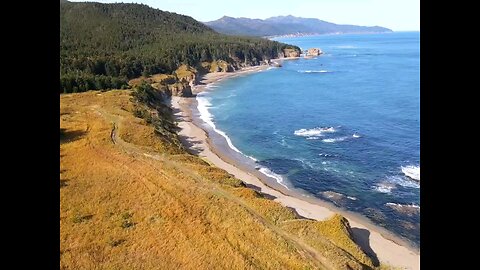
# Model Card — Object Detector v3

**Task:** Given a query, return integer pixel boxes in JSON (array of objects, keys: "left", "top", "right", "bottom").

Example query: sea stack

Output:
[{"left": 305, "top": 48, "right": 323, "bottom": 56}]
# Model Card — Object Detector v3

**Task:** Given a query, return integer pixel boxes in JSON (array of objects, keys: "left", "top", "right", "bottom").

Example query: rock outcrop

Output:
[
  {"left": 174, "top": 64, "right": 197, "bottom": 83},
  {"left": 166, "top": 82, "right": 193, "bottom": 97},
  {"left": 305, "top": 48, "right": 323, "bottom": 56},
  {"left": 206, "top": 60, "right": 235, "bottom": 73},
  {"left": 281, "top": 48, "right": 300, "bottom": 58}
]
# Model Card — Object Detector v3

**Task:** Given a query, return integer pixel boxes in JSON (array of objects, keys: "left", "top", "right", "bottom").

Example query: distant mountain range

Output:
[{"left": 205, "top": 15, "right": 392, "bottom": 37}]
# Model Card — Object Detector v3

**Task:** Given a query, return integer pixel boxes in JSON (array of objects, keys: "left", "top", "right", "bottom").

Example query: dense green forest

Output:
[{"left": 60, "top": 1, "right": 300, "bottom": 93}]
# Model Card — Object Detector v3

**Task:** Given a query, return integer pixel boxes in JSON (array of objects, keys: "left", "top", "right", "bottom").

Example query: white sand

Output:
[{"left": 171, "top": 67, "right": 420, "bottom": 270}]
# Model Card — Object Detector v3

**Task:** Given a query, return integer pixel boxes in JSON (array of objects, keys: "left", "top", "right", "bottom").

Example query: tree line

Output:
[{"left": 60, "top": 2, "right": 300, "bottom": 93}]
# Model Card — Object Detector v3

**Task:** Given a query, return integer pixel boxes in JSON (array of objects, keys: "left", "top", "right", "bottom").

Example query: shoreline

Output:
[{"left": 170, "top": 63, "right": 420, "bottom": 270}]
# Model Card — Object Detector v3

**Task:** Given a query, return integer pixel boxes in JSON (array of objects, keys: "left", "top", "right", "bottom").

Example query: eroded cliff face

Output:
[
  {"left": 127, "top": 48, "right": 302, "bottom": 97},
  {"left": 202, "top": 60, "right": 235, "bottom": 73},
  {"left": 129, "top": 65, "right": 196, "bottom": 97},
  {"left": 281, "top": 48, "right": 301, "bottom": 58}
]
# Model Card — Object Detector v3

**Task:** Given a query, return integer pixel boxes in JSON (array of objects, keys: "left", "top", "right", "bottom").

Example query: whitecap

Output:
[
  {"left": 373, "top": 182, "right": 396, "bottom": 194},
  {"left": 322, "top": 136, "right": 348, "bottom": 143},
  {"left": 387, "top": 175, "right": 420, "bottom": 189},
  {"left": 385, "top": 202, "right": 420, "bottom": 209},
  {"left": 294, "top": 127, "right": 336, "bottom": 137},
  {"left": 401, "top": 165, "right": 420, "bottom": 181},
  {"left": 322, "top": 134, "right": 360, "bottom": 143}
]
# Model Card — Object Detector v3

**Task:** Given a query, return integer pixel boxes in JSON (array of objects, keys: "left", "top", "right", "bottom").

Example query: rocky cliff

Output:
[
  {"left": 281, "top": 48, "right": 301, "bottom": 58},
  {"left": 127, "top": 48, "right": 302, "bottom": 98}
]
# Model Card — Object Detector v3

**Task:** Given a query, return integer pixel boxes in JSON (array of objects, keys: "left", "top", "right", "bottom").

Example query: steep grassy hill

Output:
[
  {"left": 60, "top": 1, "right": 300, "bottom": 93},
  {"left": 60, "top": 86, "right": 380, "bottom": 269}
]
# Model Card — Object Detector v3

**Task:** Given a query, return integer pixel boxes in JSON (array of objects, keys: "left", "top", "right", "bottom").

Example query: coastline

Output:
[{"left": 170, "top": 63, "right": 420, "bottom": 270}]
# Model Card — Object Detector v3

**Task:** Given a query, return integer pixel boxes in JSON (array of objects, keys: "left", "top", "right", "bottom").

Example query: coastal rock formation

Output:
[
  {"left": 385, "top": 203, "right": 420, "bottom": 217},
  {"left": 175, "top": 64, "right": 197, "bottom": 83},
  {"left": 166, "top": 82, "right": 193, "bottom": 97},
  {"left": 281, "top": 48, "right": 300, "bottom": 58},
  {"left": 208, "top": 60, "right": 235, "bottom": 72},
  {"left": 306, "top": 48, "right": 323, "bottom": 56}
]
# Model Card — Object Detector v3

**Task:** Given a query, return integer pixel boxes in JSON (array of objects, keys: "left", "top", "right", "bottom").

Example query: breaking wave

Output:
[
  {"left": 196, "top": 93, "right": 257, "bottom": 162},
  {"left": 322, "top": 134, "right": 360, "bottom": 143},
  {"left": 258, "top": 167, "right": 289, "bottom": 189},
  {"left": 401, "top": 165, "right": 420, "bottom": 181},
  {"left": 294, "top": 127, "right": 336, "bottom": 137}
]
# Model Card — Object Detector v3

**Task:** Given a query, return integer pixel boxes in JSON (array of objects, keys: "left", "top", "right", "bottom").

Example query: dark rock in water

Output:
[
  {"left": 364, "top": 208, "right": 387, "bottom": 223},
  {"left": 385, "top": 203, "right": 420, "bottom": 216}
]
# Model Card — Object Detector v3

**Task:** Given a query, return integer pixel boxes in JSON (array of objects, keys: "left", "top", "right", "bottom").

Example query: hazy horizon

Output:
[{"left": 67, "top": 0, "right": 420, "bottom": 31}]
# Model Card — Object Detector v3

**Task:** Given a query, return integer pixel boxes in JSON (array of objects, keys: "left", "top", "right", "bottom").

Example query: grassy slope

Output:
[{"left": 60, "top": 90, "right": 375, "bottom": 269}]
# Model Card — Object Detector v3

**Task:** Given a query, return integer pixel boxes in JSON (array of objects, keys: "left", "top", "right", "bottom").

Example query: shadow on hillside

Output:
[
  {"left": 351, "top": 228, "right": 380, "bottom": 266},
  {"left": 60, "top": 128, "right": 86, "bottom": 144},
  {"left": 244, "top": 183, "right": 277, "bottom": 200},
  {"left": 178, "top": 136, "right": 203, "bottom": 155}
]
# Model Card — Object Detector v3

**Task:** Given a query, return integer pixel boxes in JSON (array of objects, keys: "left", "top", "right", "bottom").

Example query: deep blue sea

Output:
[{"left": 196, "top": 32, "right": 420, "bottom": 245}]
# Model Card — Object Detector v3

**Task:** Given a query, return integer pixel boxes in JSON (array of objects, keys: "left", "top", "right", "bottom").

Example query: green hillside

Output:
[{"left": 60, "top": 1, "right": 300, "bottom": 93}]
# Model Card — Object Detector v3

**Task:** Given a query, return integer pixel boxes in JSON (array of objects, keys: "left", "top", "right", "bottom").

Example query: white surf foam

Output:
[
  {"left": 401, "top": 165, "right": 420, "bottom": 181},
  {"left": 347, "top": 196, "right": 357, "bottom": 201},
  {"left": 258, "top": 167, "right": 289, "bottom": 189},
  {"left": 387, "top": 175, "right": 420, "bottom": 189},
  {"left": 298, "top": 70, "right": 331, "bottom": 73},
  {"left": 373, "top": 182, "right": 396, "bottom": 194},
  {"left": 322, "top": 134, "right": 360, "bottom": 143},
  {"left": 385, "top": 202, "right": 420, "bottom": 209},
  {"left": 196, "top": 93, "right": 257, "bottom": 162},
  {"left": 294, "top": 127, "right": 336, "bottom": 137}
]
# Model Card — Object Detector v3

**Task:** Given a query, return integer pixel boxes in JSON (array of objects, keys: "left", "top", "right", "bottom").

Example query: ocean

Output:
[{"left": 195, "top": 32, "right": 420, "bottom": 246}]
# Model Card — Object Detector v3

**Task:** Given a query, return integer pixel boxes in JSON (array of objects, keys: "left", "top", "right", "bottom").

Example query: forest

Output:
[{"left": 60, "top": 1, "right": 300, "bottom": 93}]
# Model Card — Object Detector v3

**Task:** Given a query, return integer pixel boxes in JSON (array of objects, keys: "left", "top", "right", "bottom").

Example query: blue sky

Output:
[{"left": 69, "top": 0, "right": 420, "bottom": 31}]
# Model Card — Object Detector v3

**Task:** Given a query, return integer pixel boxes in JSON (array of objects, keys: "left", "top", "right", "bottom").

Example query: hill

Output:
[
  {"left": 60, "top": 1, "right": 300, "bottom": 93},
  {"left": 60, "top": 86, "right": 379, "bottom": 269},
  {"left": 204, "top": 15, "right": 392, "bottom": 37}
]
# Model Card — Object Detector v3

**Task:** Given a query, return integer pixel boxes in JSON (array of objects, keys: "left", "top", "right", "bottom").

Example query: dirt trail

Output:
[{"left": 92, "top": 106, "right": 345, "bottom": 270}]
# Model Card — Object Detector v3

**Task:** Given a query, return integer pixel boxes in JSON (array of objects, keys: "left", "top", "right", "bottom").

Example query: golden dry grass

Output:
[{"left": 60, "top": 90, "right": 375, "bottom": 269}]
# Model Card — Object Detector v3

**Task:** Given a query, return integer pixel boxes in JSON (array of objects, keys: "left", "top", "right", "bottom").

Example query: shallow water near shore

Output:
[{"left": 195, "top": 32, "right": 420, "bottom": 246}]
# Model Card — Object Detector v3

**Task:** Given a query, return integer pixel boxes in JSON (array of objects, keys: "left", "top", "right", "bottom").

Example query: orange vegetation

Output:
[{"left": 60, "top": 90, "right": 375, "bottom": 269}]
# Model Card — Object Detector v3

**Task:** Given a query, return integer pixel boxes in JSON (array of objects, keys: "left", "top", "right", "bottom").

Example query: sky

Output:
[{"left": 69, "top": 0, "right": 420, "bottom": 31}]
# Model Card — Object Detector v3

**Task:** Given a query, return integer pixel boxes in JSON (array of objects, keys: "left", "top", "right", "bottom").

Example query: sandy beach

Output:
[{"left": 170, "top": 64, "right": 420, "bottom": 270}]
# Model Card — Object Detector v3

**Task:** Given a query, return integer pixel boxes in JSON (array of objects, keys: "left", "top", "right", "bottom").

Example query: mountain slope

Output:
[
  {"left": 205, "top": 15, "right": 392, "bottom": 37},
  {"left": 60, "top": 2, "right": 300, "bottom": 93}
]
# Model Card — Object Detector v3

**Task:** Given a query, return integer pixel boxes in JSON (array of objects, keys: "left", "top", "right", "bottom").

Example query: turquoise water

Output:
[{"left": 196, "top": 32, "right": 420, "bottom": 245}]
